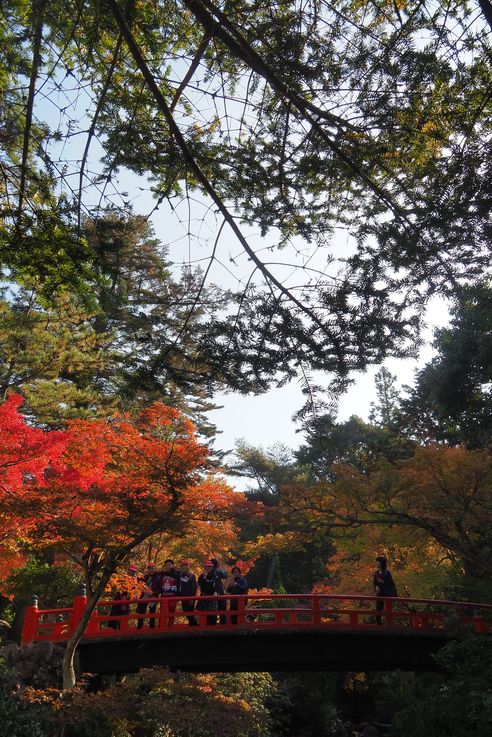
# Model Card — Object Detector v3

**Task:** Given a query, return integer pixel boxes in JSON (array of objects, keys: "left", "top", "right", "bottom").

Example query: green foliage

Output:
[
  {"left": 233, "top": 441, "right": 336, "bottom": 592},
  {"left": 0, "top": 212, "right": 231, "bottom": 434},
  {"left": 48, "top": 671, "right": 283, "bottom": 737},
  {"left": 213, "top": 673, "right": 285, "bottom": 737},
  {"left": 5, "top": 558, "right": 79, "bottom": 608},
  {"left": 275, "top": 672, "right": 342, "bottom": 737},
  {"left": 440, "top": 569, "right": 492, "bottom": 606},
  {"left": 402, "top": 281, "right": 492, "bottom": 447},
  {"left": 296, "top": 413, "right": 413, "bottom": 480},
  {"left": 232, "top": 442, "right": 297, "bottom": 503},
  {"left": 0, "top": 287, "right": 109, "bottom": 426},
  {"left": 0, "top": 659, "right": 50, "bottom": 737},
  {"left": 0, "top": 213, "right": 98, "bottom": 306},
  {"left": 369, "top": 368, "right": 403, "bottom": 431},
  {"left": 82, "top": 212, "right": 230, "bottom": 424},
  {"left": 390, "top": 636, "right": 492, "bottom": 736}
]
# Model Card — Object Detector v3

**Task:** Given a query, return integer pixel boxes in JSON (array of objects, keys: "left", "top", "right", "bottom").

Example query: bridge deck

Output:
[
  {"left": 77, "top": 626, "right": 451, "bottom": 674},
  {"left": 22, "top": 593, "right": 492, "bottom": 674}
]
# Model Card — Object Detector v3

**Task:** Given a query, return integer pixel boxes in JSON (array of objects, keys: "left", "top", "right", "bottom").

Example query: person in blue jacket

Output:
[{"left": 227, "top": 566, "right": 248, "bottom": 624}]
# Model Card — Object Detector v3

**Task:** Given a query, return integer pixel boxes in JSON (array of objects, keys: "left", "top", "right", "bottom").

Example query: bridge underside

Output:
[{"left": 77, "top": 627, "right": 450, "bottom": 674}]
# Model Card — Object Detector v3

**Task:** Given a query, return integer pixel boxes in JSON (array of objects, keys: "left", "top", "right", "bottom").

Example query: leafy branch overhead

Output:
[{"left": 2, "top": 0, "right": 492, "bottom": 390}]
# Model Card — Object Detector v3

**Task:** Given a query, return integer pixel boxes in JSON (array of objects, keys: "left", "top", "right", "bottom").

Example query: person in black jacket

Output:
[
  {"left": 227, "top": 566, "right": 248, "bottom": 625},
  {"left": 160, "top": 559, "right": 179, "bottom": 627},
  {"left": 177, "top": 560, "right": 198, "bottom": 626},
  {"left": 137, "top": 562, "right": 161, "bottom": 629},
  {"left": 211, "top": 558, "right": 228, "bottom": 624},
  {"left": 373, "top": 555, "right": 397, "bottom": 625},
  {"left": 197, "top": 560, "right": 219, "bottom": 625}
]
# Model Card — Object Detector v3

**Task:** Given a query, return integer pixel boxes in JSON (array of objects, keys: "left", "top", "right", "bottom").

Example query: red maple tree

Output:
[
  {"left": 0, "top": 394, "right": 66, "bottom": 580},
  {"left": 0, "top": 397, "right": 251, "bottom": 687}
]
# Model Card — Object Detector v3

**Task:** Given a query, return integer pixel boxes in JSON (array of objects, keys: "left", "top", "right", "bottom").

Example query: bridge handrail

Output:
[
  {"left": 22, "top": 592, "right": 492, "bottom": 645},
  {"left": 94, "top": 593, "right": 492, "bottom": 608}
]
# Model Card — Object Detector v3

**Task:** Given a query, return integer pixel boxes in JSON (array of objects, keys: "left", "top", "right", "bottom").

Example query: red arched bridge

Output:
[{"left": 22, "top": 593, "right": 492, "bottom": 674}]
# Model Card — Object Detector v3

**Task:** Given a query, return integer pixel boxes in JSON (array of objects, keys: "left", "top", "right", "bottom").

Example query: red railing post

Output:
[
  {"left": 348, "top": 599, "right": 359, "bottom": 626},
  {"left": 473, "top": 610, "right": 485, "bottom": 634},
  {"left": 21, "top": 594, "right": 39, "bottom": 645},
  {"left": 238, "top": 596, "right": 246, "bottom": 626},
  {"left": 198, "top": 605, "right": 206, "bottom": 627},
  {"left": 71, "top": 584, "right": 88, "bottom": 636},
  {"left": 119, "top": 604, "right": 129, "bottom": 633},
  {"left": 385, "top": 599, "right": 394, "bottom": 626},
  {"left": 159, "top": 598, "right": 169, "bottom": 630},
  {"left": 312, "top": 596, "right": 321, "bottom": 625}
]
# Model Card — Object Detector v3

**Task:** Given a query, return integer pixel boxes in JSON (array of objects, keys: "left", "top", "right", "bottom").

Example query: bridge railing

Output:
[{"left": 21, "top": 592, "right": 492, "bottom": 644}]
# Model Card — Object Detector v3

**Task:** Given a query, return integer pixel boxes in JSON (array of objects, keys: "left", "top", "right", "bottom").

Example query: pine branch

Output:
[{"left": 107, "top": 0, "right": 348, "bottom": 365}]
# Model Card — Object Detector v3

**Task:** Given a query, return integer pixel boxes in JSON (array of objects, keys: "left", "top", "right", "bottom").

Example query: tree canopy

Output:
[
  {"left": 2, "top": 0, "right": 492, "bottom": 395},
  {"left": 0, "top": 394, "right": 248, "bottom": 686},
  {"left": 401, "top": 281, "right": 492, "bottom": 447}
]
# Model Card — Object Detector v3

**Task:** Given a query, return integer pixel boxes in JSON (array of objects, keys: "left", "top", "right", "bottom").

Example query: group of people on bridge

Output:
[
  {"left": 109, "top": 558, "right": 248, "bottom": 629},
  {"left": 107, "top": 555, "right": 397, "bottom": 630}
]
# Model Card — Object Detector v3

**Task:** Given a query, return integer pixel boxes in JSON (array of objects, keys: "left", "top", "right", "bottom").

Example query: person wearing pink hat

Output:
[{"left": 197, "top": 560, "right": 219, "bottom": 625}]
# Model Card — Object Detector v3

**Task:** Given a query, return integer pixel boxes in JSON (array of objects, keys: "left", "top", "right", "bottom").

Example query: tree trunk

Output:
[
  {"left": 478, "top": 0, "right": 492, "bottom": 33},
  {"left": 265, "top": 555, "right": 277, "bottom": 589},
  {"left": 266, "top": 554, "right": 285, "bottom": 592},
  {"left": 62, "top": 568, "right": 113, "bottom": 689}
]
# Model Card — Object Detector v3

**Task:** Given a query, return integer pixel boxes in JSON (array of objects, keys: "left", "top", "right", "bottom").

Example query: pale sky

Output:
[{"left": 207, "top": 296, "right": 451, "bottom": 474}]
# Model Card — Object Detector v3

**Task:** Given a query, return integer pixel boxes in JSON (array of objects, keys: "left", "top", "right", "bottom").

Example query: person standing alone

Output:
[{"left": 373, "top": 555, "right": 397, "bottom": 625}]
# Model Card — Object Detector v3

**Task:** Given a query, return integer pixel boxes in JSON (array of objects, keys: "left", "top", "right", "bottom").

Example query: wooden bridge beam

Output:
[{"left": 77, "top": 628, "right": 450, "bottom": 675}]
